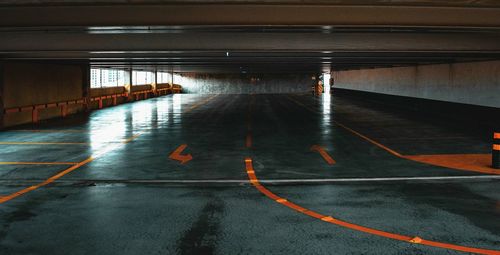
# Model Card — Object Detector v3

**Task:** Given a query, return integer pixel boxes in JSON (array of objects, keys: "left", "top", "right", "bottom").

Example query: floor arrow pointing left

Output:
[{"left": 169, "top": 144, "right": 193, "bottom": 164}]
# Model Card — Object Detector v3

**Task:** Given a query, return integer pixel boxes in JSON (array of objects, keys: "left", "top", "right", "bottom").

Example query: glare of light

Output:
[
  {"left": 323, "top": 73, "right": 331, "bottom": 95},
  {"left": 89, "top": 108, "right": 127, "bottom": 156},
  {"left": 156, "top": 98, "right": 170, "bottom": 126},
  {"left": 172, "top": 94, "right": 182, "bottom": 124},
  {"left": 322, "top": 73, "right": 332, "bottom": 134},
  {"left": 131, "top": 102, "right": 153, "bottom": 129}
]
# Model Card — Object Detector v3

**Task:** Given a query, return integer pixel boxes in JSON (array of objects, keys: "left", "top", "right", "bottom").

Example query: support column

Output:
[
  {"left": 153, "top": 68, "right": 158, "bottom": 96},
  {"left": 493, "top": 130, "right": 500, "bottom": 169},
  {"left": 81, "top": 62, "right": 90, "bottom": 112},
  {"left": 126, "top": 67, "right": 133, "bottom": 100},
  {"left": 0, "top": 62, "right": 4, "bottom": 129}
]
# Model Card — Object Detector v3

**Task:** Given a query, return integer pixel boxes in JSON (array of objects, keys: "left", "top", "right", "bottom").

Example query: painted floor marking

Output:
[
  {"left": 0, "top": 136, "right": 142, "bottom": 145},
  {"left": 0, "top": 133, "right": 141, "bottom": 204},
  {"left": 286, "top": 95, "right": 500, "bottom": 175},
  {"left": 169, "top": 144, "right": 193, "bottom": 164},
  {"left": 244, "top": 157, "right": 500, "bottom": 255},
  {"left": 184, "top": 95, "right": 218, "bottom": 114},
  {"left": 0, "top": 142, "right": 89, "bottom": 145},
  {"left": 8, "top": 129, "right": 88, "bottom": 133},
  {"left": 0, "top": 162, "right": 78, "bottom": 165},
  {"left": 246, "top": 133, "right": 252, "bottom": 148},
  {"left": 310, "top": 145, "right": 336, "bottom": 165}
]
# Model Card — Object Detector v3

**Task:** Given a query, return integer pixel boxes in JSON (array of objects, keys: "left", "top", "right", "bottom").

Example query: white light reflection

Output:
[
  {"left": 156, "top": 98, "right": 170, "bottom": 128},
  {"left": 88, "top": 109, "right": 127, "bottom": 157},
  {"left": 131, "top": 102, "right": 153, "bottom": 130},
  {"left": 322, "top": 73, "right": 332, "bottom": 135},
  {"left": 172, "top": 94, "right": 182, "bottom": 124}
]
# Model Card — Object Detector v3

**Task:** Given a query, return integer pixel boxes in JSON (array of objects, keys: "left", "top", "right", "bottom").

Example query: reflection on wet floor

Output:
[{"left": 0, "top": 94, "right": 498, "bottom": 254}]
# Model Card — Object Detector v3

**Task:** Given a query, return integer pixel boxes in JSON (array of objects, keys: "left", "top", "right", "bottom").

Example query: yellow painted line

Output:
[
  {"left": 0, "top": 162, "right": 78, "bottom": 165},
  {"left": 10, "top": 129, "right": 87, "bottom": 133},
  {"left": 122, "top": 134, "right": 141, "bottom": 144},
  {"left": 0, "top": 157, "right": 94, "bottom": 204},
  {"left": 0, "top": 142, "right": 89, "bottom": 145},
  {"left": 0, "top": 134, "right": 141, "bottom": 145},
  {"left": 0, "top": 133, "right": 141, "bottom": 204},
  {"left": 184, "top": 95, "right": 218, "bottom": 114}
]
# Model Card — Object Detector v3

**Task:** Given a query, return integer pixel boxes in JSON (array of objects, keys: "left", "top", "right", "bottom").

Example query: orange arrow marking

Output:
[
  {"left": 169, "top": 144, "right": 193, "bottom": 164},
  {"left": 311, "top": 145, "right": 336, "bottom": 165}
]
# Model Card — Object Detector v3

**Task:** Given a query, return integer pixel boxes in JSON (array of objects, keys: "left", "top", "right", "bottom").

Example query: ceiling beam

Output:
[{"left": 1, "top": 4, "right": 500, "bottom": 28}]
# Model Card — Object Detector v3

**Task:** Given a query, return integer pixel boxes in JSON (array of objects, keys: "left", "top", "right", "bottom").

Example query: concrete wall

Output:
[
  {"left": 333, "top": 60, "right": 500, "bottom": 108},
  {"left": 177, "top": 73, "right": 312, "bottom": 94},
  {"left": 2, "top": 62, "right": 85, "bottom": 127}
]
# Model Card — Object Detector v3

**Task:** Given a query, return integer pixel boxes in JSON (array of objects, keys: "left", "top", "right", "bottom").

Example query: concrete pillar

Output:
[
  {"left": 126, "top": 68, "right": 132, "bottom": 99},
  {"left": 0, "top": 62, "right": 4, "bottom": 129},
  {"left": 81, "top": 63, "right": 90, "bottom": 111},
  {"left": 494, "top": 130, "right": 500, "bottom": 169},
  {"left": 153, "top": 69, "right": 158, "bottom": 95}
]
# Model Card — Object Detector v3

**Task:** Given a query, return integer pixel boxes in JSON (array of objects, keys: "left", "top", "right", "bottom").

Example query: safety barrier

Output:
[
  {"left": 172, "top": 84, "right": 182, "bottom": 93},
  {"left": 3, "top": 85, "right": 182, "bottom": 124},
  {"left": 90, "top": 92, "right": 128, "bottom": 109},
  {"left": 494, "top": 131, "right": 500, "bottom": 169},
  {"left": 3, "top": 99, "right": 86, "bottom": 123},
  {"left": 130, "top": 90, "right": 153, "bottom": 101}
]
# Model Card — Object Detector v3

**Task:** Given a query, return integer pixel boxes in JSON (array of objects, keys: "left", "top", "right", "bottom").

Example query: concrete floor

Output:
[{"left": 0, "top": 94, "right": 498, "bottom": 254}]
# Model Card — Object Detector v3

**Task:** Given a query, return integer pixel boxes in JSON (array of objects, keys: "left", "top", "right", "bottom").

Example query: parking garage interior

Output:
[{"left": 0, "top": 1, "right": 499, "bottom": 255}]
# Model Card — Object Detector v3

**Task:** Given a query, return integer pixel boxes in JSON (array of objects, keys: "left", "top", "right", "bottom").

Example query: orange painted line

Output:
[
  {"left": 286, "top": 95, "right": 402, "bottom": 158},
  {"left": 244, "top": 157, "right": 500, "bottom": 255},
  {"left": 310, "top": 145, "right": 336, "bottom": 165},
  {"left": 404, "top": 154, "right": 499, "bottom": 175},
  {"left": 0, "top": 162, "right": 78, "bottom": 165},
  {"left": 494, "top": 133, "right": 500, "bottom": 139},
  {"left": 286, "top": 95, "right": 500, "bottom": 175},
  {"left": 184, "top": 95, "right": 218, "bottom": 114},
  {"left": 246, "top": 132, "right": 252, "bottom": 148},
  {"left": 0, "top": 157, "right": 94, "bottom": 204},
  {"left": 334, "top": 122, "right": 403, "bottom": 158}
]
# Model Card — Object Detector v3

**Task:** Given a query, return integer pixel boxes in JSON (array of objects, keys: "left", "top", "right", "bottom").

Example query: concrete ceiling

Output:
[
  {"left": 1, "top": 1, "right": 500, "bottom": 73},
  {"left": 1, "top": 0, "right": 499, "bottom": 7}
]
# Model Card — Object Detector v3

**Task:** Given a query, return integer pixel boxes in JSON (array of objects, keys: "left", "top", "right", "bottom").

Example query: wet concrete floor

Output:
[{"left": 0, "top": 94, "right": 498, "bottom": 254}]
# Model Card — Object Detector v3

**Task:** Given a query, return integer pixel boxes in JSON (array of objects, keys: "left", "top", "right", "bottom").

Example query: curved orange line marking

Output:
[{"left": 244, "top": 157, "right": 500, "bottom": 255}]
